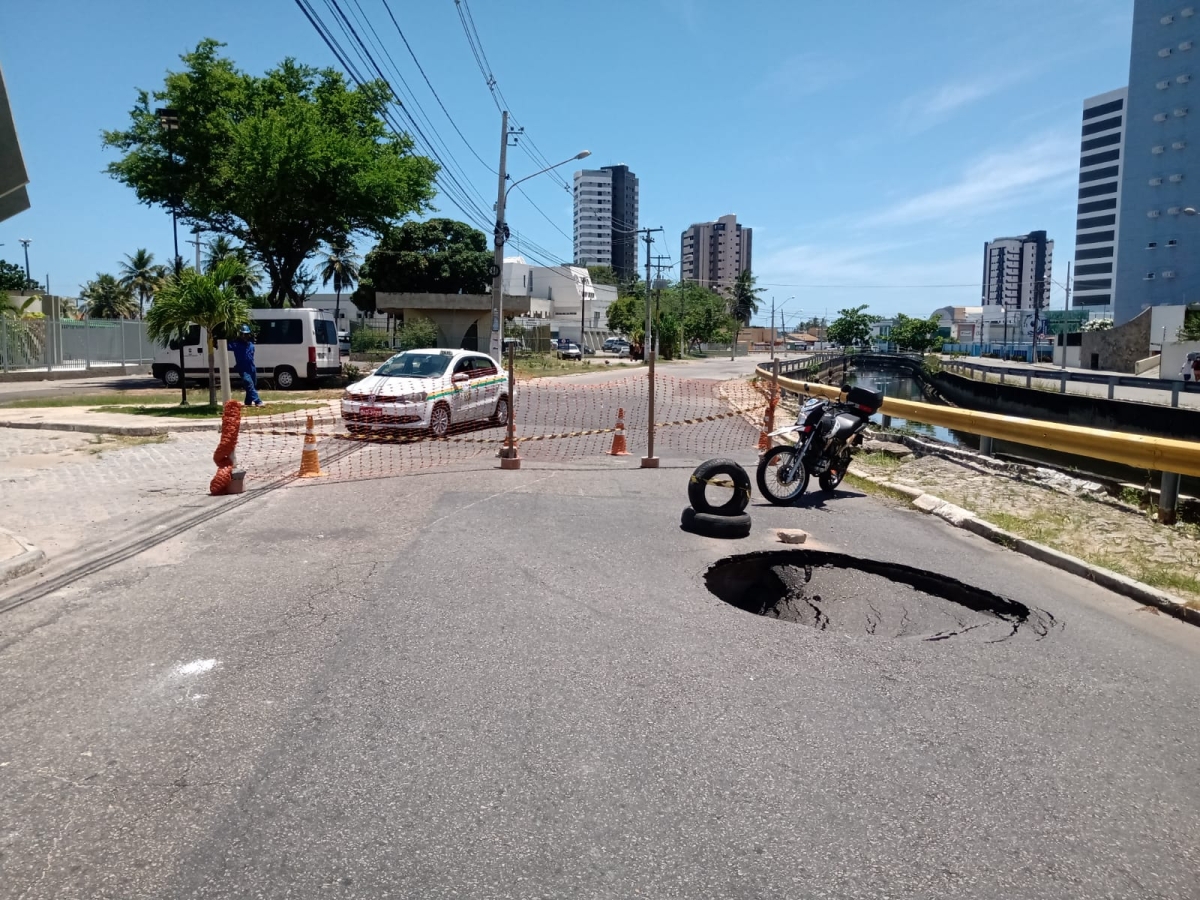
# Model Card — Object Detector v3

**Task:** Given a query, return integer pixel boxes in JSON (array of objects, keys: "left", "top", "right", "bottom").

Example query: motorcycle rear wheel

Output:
[
  {"left": 818, "top": 450, "right": 852, "bottom": 492},
  {"left": 756, "top": 445, "right": 810, "bottom": 505}
]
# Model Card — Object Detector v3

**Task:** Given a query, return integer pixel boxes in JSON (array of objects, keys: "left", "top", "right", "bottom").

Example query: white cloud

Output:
[
  {"left": 761, "top": 53, "right": 856, "bottom": 100},
  {"left": 863, "top": 132, "right": 1079, "bottom": 229},
  {"left": 897, "top": 69, "right": 1034, "bottom": 133}
]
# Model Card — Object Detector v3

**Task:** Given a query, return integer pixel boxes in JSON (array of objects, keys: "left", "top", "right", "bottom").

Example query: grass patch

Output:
[
  {"left": 857, "top": 451, "right": 905, "bottom": 471},
  {"left": 843, "top": 471, "right": 914, "bottom": 504},
  {"left": 515, "top": 356, "right": 629, "bottom": 379},
  {"left": 981, "top": 509, "right": 1068, "bottom": 546},
  {"left": 101, "top": 401, "right": 325, "bottom": 418},
  {"left": 87, "top": 433, "right": 168, "bottom": 454}
]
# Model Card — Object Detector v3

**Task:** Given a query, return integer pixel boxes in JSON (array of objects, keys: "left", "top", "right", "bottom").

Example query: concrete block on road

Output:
[{"left": 774, "top": 528, "right": 808, "bottom": 545}]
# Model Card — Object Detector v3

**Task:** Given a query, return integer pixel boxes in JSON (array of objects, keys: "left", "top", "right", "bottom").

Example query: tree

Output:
[
  {"left": 103, "top": 39, "right": 438, "bottom": 308},
  {"left": 0, "top": 260, "right": 28, "bottom": 292},
  {"left": 1180, "top": 310, "right": 1200, "bottom": 342},
  {"left": 586, "top": 265, "right": 618, "bottom": 286},
  {"left": 726, "top": 270, "right": 764, "bottom": 360},
  {"left": 889, "top": 313, "right": 944, "bottom": 353},
  {"left": 320, "top": 237, "right": 360, "bottom": 326},
  {"left": 203, "top": 236, "right": 261, "bottom": 300},
  {"left": 605, "top": 291, "right": 644, "bottom": 339},
  {"left": 826, "top": 305, "right": 880, "bottom": 349},
  {"left": 82, "top": 274, "right": 139, "bottom": 319},
  {"left": 146, "top": 258, "right": 251, "bottom": 405},
  {"left": 396, "top": 316, "right": 438, "bottom": 351},
  {"left": 118, "top": 248, "right": 163, "bottom": 318},
  {"left": 353, "top": 218, "right": 490, "bottom": 313}
]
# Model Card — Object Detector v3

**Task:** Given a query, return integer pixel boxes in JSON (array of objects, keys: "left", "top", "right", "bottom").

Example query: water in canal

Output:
[{"left": 848, "top": 365, "right": 1196, "bottom": 494}]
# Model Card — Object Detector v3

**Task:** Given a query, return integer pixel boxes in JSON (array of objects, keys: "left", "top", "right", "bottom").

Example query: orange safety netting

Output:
[{"left": 233, "top": 374, "right": 769, "bottom": 487}]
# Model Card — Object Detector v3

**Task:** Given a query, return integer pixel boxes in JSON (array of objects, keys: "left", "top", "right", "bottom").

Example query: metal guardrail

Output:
[
  {"left": 941, "top": 359, "right": 1200, "bottom": 406},
  {"left": 758, "top": 357, "right": 1200, "bottom": 479}
]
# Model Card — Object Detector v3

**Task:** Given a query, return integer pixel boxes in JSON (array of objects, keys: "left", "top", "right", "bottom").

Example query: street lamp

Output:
[
  {"left": 489, "top": 149, "right": 590, "bottom": 361},
  {"left": 155, "top": 107, "right": 181, "bottom": 272},
  {"left": 18, "top": 238, "right": 30, "bottom": 285}
]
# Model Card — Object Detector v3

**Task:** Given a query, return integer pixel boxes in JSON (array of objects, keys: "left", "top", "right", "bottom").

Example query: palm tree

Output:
[
  {"left": 204, "top": 237, "right": 263, "bottom": 300},
  {"left": 727, "top": 270, "right": 763, "bottom": 361},
  {"left": 320, "top": 237, "right": 361, "bottom": 326},
  {"left": 118, "top": 249, "right": 162, "bottom": 318},
  {"left": 81, "top": 274, "right": 138, "bottom": 319},
  {"left": 147, "top": 258, "right": 251, "bottom": 405}
]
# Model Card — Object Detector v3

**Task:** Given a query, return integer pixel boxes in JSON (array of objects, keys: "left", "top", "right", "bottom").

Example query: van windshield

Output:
[{"left": 375, "top": 352, "right": 451, "bottom": 379}]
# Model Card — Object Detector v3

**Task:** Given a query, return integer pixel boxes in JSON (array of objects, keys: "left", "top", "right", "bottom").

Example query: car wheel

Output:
[
  {"left": 161, "top": 366, "right": 182, "bottom": 388},
  {"left": 492, "top": 395, "right": 510, "bottom": 427},
  {"left": 429, "top": 402, "right": 451, "bottom": 437},
  {"left": 687, "top": 458, "right": 752, "bottom": 516},
  {"left": 680, "top": 507, "right": 752, "bottom": 539},
  {"left": 274, "top": 366, "right": 298, "bottom": 390}
]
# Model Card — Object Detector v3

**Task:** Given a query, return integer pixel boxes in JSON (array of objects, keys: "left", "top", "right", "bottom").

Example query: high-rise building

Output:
[
  {"left": 981, "top": 231, "right": 1054, "bottom": 318},
  {"left": 1073, "top": 88, "right": 1128, "bottom": 311},
  {"left": 1110, "top": 1, "right": 1199, "bottom": 324},
  {"left": 572, "top": 165, "right": 639, "bottom": 282},
  {"left": 680, "top": 215, "right": 753, "bottom": 290}
]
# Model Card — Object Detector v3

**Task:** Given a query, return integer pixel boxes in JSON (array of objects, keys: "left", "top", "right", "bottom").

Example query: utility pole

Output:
[
  {"left": 638, "top": 227, "right": 664, "bottom": 468},
  {"left": 19, "top": 238, "right": 31, "bottom": 283},
  {"left": 770, "top": 296, "right": 776, "bottom": 365},
  {"left": 188, "top": 230, "right": 203, "bottom": 272},
  {"left": 651, "top": 254, "right": 673, "bottom": 357},
  {"left": 1061, "top": 261, "right": 1071, "bottom": 370},
  {"left": 489, "top": 110, "right": 510, "bottom": 362}
]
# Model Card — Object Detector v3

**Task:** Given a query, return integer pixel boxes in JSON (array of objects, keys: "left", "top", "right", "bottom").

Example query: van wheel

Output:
[
  {"left": 161, "top": 366, "right": 182, "bottom": 388},
  {"left": 274, "top": 366, "right": 297, "bottom": 390},
  {"left": 430, "top": 403, "right": 451, "bottom": 437}
]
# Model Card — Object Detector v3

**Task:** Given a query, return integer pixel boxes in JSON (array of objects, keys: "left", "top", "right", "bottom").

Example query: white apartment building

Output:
[
  {"left": 1073, "top": 87, "right": 1127, "bottom": 311},
  {"left": 573, "top": 169, "right": 614, "bottom": 269},
  {"left": 680, "top": 215, "right": 753, "bottom": 291},
  {"left": 981, "top": 231, "right": 1054, "bottom": 316}
]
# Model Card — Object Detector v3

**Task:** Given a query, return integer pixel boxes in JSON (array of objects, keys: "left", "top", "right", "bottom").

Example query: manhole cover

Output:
[{"left": 705, "top": 550, "right": 1058, "bottom": 642}]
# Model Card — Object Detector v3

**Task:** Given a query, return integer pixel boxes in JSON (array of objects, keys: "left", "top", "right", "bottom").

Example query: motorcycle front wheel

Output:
[{"left": 756, "top": 445, "right": 810, "bottom": 505}]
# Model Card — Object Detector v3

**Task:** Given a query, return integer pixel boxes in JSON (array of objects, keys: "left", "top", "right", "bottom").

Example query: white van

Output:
[{"left": 151, "top": 308, "right": 341, "bottom": 390}]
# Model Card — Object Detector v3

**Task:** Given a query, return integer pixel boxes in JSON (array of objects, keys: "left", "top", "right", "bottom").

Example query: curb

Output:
[
  {"left": 0, "top": 419, "right": 219, "bottom": 436},
  {"left": 0, "top": 527, "right": 46, "bottom": 585},
  {"left": 849, "top": 467, "right": 1200, "bottom": 627}
]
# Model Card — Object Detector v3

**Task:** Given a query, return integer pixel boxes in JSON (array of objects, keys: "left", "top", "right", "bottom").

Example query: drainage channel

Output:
[{"left": 705, "top": 550, "right": 1060, "bottom": 643}]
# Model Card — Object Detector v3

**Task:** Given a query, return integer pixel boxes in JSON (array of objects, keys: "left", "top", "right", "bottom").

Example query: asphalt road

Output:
[
  {"left": 0, "top": 371, "right": 161, "bottom": 404},
  {"left": 2, "top": 452, "right": 1198, "bottom": 899}
]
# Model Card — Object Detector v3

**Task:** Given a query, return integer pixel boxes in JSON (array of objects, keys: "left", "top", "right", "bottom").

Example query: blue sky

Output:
[{"left": 1, "top": 0, "right": 1134, "bottom": 326}]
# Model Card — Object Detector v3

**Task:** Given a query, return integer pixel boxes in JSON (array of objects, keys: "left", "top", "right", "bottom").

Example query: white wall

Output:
[
  {"left": 1160, "top": 340, "right": 1200, "bottom": 380},
  {"left": 1150, "top": 304, "right": 1187, "bottom": 347}
]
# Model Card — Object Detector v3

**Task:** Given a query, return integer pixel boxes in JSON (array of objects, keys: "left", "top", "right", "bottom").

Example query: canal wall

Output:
[{"left": 929, "top": 371, "right": 1200, "bottom": 442}]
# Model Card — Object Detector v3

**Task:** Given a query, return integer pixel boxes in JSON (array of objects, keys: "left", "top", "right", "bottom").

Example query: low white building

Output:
[
  {"left": 304, "top": 293, "right": 388, "bottom": 329},
  {"left": 502, "top": 257, "right": 616, "bottom": 349}
]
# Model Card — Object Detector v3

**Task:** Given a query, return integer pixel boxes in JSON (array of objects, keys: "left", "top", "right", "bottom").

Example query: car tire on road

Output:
[
  {"left": 687, "top": 458, "right": 751, "bottom": 516},
  {"left": 680, "top": 507, "right": 752, "bottom": 539},
  {"left": 492, "top": 395, "right": 510, "bottom": 427},
  {"left": 430, "top": 402, "right": 451, "bottom": 438},
  {"left": 161, "top": 366, "right": 182, "bottom": 388}
]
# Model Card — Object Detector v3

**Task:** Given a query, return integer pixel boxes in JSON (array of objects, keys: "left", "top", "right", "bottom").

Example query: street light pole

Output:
[
  {"left": 18, "top": 239, "right": 30, "bottom": 284},
  {"left": 155, "top": 108, "right": 181, "bottom": 272}
]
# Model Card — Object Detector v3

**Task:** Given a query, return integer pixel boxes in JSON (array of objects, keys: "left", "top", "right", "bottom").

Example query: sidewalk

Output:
[{"left": 0, "top": 406, "right": 218, "bottom": 435}]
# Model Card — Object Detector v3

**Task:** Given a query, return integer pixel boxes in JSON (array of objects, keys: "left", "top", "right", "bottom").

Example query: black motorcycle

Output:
[{"left": 756, "top": 385, "right": 884, "bottom": 505}]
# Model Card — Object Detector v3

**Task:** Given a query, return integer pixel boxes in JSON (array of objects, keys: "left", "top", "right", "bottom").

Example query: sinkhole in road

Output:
[{"left": 705, "top": 550, "right": 1059, "bottom": 642}]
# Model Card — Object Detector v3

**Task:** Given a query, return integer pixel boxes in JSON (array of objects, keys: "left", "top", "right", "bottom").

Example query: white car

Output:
[{"left": 341, "top": 348, "right": 509, "bottom": 437}]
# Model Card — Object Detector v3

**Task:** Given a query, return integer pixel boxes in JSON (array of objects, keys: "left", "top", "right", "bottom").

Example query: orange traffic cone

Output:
[
  {"left": 609, "top": 407, "right": 630, "bottom": 455},
  {"left": 298, "top": 414, "right": 323, "bottom": 477}
]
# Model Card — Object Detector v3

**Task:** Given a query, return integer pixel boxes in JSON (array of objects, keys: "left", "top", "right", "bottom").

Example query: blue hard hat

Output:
[{"left": 239, "top": 324, "right": 252, "bottom": 334}]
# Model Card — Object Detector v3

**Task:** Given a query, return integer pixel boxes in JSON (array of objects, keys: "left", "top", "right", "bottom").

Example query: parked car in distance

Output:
[
  {"left": 151, "top": 307, "right": 341, "bottom": 390},
  {"left": 556, "top": 340, "right": 582, "bottom": 360},
  {"left": 603, "top": 337, "right": 630, "bottom": 352},
  {"left": 341, "top": 348, "right": 509, "bottom": 438},
  {"left": 338, "top": 331, "right": 350, "bottom": 357}
]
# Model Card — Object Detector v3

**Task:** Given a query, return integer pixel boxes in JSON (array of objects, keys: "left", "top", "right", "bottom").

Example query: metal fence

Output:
[{"left": 0, "top": 317, "right": 159, "bottom": 373}]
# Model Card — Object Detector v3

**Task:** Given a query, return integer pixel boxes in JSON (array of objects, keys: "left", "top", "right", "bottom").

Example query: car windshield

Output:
[{"left": 374, "top": 352, "right": 451, "bottom": 379}]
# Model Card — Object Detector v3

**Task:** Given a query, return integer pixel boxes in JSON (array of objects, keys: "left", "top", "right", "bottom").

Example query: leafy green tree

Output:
[
  {"left": 397, "top": 317, "right": 438, "bottom": 351},
  {"left": 82, "top": 274, "right": 139, "bottom": 319},
  {"left": 320, "top": 237, "right": 361, "bottom": 325},
  {"left": 203, "top": 236, "right": 261, "bottom": 300},
  {"left": 146, "top": 258, "right": 251, "bottom": 405},
  {"left": 725, "top": 269, "right": 764, "bottom": 359},
  {"left": 585, "top": 265, "right": 618, "bottom": 286},
  {"left": 0, "top": 260, "right": 29, "bottom": 292},
  {"left": 353, "top": 219, "right": 490, "bottom": 313},
  {"left": 103, "top": 39, "right": 438, "bottom": 308},
  {"left": 605, "top": 290, "right": 645, "bottom": 343},
  {"left": 827, "top": 305, "right": 880, "bottom": 349},
  {"left": 118, "top": 248, "right": 163, "bottom": 318},
  {"left": 680, "top": 283, "right": 735, "bottom": 348},
  {"left": 889, "top": 313, "right": 944, "bottom": 353},
  {"left": 1178, "top": 310, "right": 1200, "bottom": 342}
]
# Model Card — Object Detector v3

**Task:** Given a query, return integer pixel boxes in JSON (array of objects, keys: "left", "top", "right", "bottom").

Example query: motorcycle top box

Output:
[{"left": 845, "top": 386, "right": 883, "bottom": 413}]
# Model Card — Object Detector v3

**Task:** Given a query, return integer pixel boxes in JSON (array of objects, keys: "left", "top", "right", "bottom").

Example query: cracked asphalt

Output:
[{"left": 2, "top": 452, "right": 1199, "bottom": 899}]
